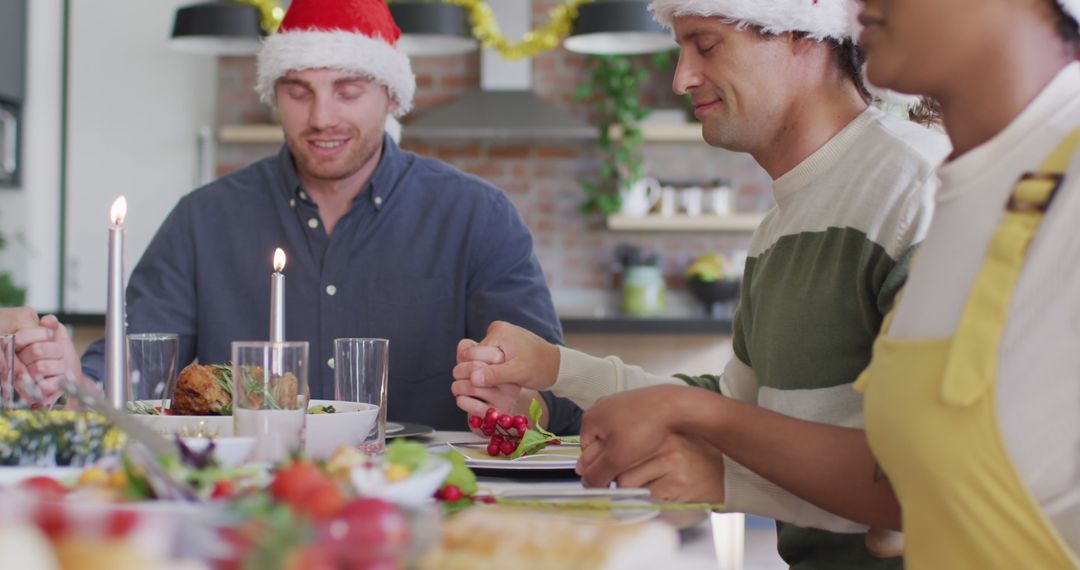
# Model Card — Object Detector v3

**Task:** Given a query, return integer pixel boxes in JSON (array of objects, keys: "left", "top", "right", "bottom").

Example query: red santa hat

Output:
[
  {"left": 256, "top": 0, "right": 415, "bottom": 117},
  {"left": 648, "top": 0, "right": 921, "bottom": 107}
]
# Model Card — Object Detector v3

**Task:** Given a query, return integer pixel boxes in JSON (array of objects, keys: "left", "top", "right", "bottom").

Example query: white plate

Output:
[
  {"left": 433, "top": 442, "right": 580, "bottom": 471},
  {"left": 385, "top": 421, "right": 404, "bottom": 435},
  {"left": 131, "top": 399, "right": 379, "bottom": 460}
]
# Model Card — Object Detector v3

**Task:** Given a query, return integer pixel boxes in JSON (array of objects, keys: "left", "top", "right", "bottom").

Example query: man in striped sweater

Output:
[{"left": 452, "top": 0, "right": 949, "bottom": 568}]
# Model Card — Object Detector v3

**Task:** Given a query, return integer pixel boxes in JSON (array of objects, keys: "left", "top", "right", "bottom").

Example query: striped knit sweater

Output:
[{"left": 552, "top": 106, "right": 950, "bottom": 569}]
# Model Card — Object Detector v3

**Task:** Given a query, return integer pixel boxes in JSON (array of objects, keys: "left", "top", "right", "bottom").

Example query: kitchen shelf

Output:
[
  {"left": 609, "top": 123, "right": 704, "bottom": 143},
  {"left": 606, "top": 213, "right": 765, "bottom": 232},
  {"left": 218, "top": 122, "right": 708, "bottom": 145}
]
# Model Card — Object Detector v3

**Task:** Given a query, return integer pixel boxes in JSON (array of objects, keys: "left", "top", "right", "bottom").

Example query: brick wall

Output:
[{"left": 214, "top": 15, "right": 772, "bottom": 310}]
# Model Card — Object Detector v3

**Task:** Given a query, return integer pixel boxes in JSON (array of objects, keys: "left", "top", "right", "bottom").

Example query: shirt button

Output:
[
  {"left": 325, "top": 284, "right": 337, "bottom": 296},
  {"left": 308, "top": 218, "right": 319, "bottom": 229},
  {"left": 289, "top": 199, "right": 296, "bottom": 208},
  {"left": 300, "top": 191, "right": 308, "bottom": 200},
  {"left": 374, "top": 196, "right": 383, "bottom": 206},
  {"left": 327, "top": 358, "right": 335, "bottom": 369}
]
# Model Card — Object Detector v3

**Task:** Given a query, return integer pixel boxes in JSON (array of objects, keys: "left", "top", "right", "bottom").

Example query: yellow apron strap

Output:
[{"left": 942, "top": 128, "right": 1080, "bottom": 406}]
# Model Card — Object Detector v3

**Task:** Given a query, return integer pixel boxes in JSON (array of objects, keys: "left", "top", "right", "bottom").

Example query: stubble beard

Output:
[{"left": 290, "top": 127, "right": 384, "bottom": 183}]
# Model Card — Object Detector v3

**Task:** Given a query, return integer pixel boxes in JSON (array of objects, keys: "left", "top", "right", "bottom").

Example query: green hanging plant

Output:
[
  {"left": 574, "top": 51, "right": 673, "bottom": 217},
  {"left": 0, "top": 233, "right": 27, "bottom": 307}
]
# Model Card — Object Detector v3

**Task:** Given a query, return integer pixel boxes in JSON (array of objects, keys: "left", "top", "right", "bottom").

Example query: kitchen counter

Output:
[{"left": 561, "top": 316, "right": 732, "bottom": 335}]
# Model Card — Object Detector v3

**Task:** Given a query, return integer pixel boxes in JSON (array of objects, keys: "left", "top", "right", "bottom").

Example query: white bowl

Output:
[
  {"left": 130, "top": 399, "right": 378, "bottom": 461},
  {"left": 130, "top": 400, "right": 234, "bottom": 438},
  {"left": 352, "top": 457, "right": 451, "bottom": 508},
  {"left": 305, "top": 399, "right": 379, "bottom": 460},
  {"left": 179, "top": 436, "right": 256, "bottom": 468}
]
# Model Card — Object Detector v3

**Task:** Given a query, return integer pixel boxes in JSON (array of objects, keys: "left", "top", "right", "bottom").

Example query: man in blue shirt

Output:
[{"left": 79, "top": 0, "right": 581, "bottom": 432}]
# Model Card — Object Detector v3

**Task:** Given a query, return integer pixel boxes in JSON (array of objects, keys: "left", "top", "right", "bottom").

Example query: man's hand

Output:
[
  {"left": 0, "top": 307, "right": 39, "bottom": 334},
  {"left": 612, "top": 434, "right": 726, "bottom": 504},
  {"left": 577, "top": 384, "right": 693, "bottom": 488},
  {"left": 452, "top": 321, "right": 560, "bottom": 391},
  {"left": 15, "top": 315, "right": 83, "bottom": 403}
]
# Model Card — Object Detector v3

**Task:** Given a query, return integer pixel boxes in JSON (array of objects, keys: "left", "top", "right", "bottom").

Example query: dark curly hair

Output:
[{"left": 1052, "top": 3, "right": 1080, "bottom": 46}]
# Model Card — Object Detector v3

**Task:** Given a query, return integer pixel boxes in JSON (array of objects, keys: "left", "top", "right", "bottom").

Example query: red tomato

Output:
[
  {"left": 295, "top": 481, "right": 346, "bottom": 522},
  {"left": 211, "top": 479, "right": 236, "bottom": 500},
  {"left": 106, "top": 509, "right": 140, "bottom": 538},
  {"left": 34, "top": 502, "right": 68, "bottom": 540},
  {"left": 317, "top": 498, "right": 409, "bottom": 561},
  {"left": 20, "top": 476, "right": 69, "bottom": 500},
  {"left": 270, "top": 460, "right": 327, "bottom": 505}
]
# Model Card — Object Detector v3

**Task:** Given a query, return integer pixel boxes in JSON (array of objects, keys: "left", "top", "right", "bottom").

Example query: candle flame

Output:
[
  {"left": 273, "top": 248, "right": 286, "bottom": 272},
  {"left": 110, "top": 196, "right": 127, "bottom": 225}
]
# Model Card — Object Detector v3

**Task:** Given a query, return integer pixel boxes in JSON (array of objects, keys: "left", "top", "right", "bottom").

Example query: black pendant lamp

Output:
[
  {"left": 564, "top": 0, "right": 675, "bottom": 55},
  {"left": 170, "top": 1, "right": 266, "bottom": 56},
  {"left": 389, "top": 2, "right": 478, "bottom": 56}
]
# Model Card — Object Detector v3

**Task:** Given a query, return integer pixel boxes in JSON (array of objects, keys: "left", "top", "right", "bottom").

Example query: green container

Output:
[{"left": 621, "top": 265, "right": 667, "bottom": 316}]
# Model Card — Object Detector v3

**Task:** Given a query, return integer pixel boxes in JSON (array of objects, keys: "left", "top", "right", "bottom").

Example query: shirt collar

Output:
[{"left": 276, "top": 132, "right": 406, "bottom": 211}]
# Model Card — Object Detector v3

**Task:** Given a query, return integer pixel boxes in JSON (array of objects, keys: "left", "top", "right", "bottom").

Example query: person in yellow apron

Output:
[
  {"left": 570, "top": 0, "right": 1080, "bottom": 567},
  {"left": 853, "top": 0, "right": 1080, "bottom": 566}
]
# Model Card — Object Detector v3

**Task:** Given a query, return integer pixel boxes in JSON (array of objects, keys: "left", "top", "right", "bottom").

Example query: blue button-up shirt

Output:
[{"left": 82, "top": 136, "right": 582, "bottom": 433}]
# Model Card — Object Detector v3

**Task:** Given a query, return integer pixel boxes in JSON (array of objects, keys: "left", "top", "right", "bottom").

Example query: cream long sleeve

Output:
[{"left": 554, "top": 346, "right": 870, "bottom": 532}]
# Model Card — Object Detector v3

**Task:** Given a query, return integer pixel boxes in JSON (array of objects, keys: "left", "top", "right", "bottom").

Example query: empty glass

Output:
[
  {"left": 232, "top": 341, "right": 309, "bottom": 462},
  {"left": 334, "top": 338, "right": 389, "bottom": 455},
  {"left": 127, "top": 333, "right": 179, "bottom": 410},
  {"left": 0, "top": 333, "right": 14, "bottom": 408}
]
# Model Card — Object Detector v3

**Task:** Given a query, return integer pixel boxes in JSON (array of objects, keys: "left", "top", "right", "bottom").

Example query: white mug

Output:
[
  {"left": 708, "top": 184, "right": 733, "bottom": 215},
  {"left": 681, "top": 186, "right": 703, "bottom": 216},
  {"left": 660, "top": 186, "right": 677, "bottom": 217}
]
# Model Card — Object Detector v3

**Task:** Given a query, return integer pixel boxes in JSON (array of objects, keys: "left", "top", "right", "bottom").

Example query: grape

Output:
[
  {"left": 481, "top": 426, "right": 495, "bottom": 436},
  {"left": 468, "top": 415, "right": 482, "bottom": 429},
  {"left": 499, "top": 440, "right": 516, "bottom": 456},
  {"left": 487, "top": 442, "right": 500, "bottom": 456},
  {"left": 497, "top": 414, "right": 513, "bottom": 429},
  {"left": 484, "top": 407, "right": 500, "bottom": 423}
]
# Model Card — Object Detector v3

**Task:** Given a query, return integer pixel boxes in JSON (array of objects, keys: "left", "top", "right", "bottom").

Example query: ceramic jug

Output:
[
  {"left": 621, "top": 265, "right": 667, "bottom": 316},
  {"left": 619, "top": 177, "right": 661, "bottom": 217}
]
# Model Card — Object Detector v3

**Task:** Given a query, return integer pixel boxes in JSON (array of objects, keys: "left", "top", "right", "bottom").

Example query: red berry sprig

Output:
[{"left": 468, "top": 407, "right": 531, "bottom": 457}]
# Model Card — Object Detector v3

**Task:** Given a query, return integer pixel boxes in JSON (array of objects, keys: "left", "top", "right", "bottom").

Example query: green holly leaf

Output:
[{"left": 510, "top": 429, "right": 551, "bottom": 460}]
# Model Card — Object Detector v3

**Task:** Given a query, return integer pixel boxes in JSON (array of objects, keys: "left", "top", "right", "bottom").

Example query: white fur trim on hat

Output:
[
  {"left": 648, "top": 0, "right": 858, "bottom": 40},
  {"left": 256, "top": 29, "right": 415, "bottom": 117}
]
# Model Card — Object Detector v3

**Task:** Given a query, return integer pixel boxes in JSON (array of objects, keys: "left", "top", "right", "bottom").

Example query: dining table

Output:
[{"left": 412, "top": 430, "right": 746, "bottom": 570}]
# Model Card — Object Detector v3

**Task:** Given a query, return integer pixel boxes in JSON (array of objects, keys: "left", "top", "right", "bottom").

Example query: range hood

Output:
[
  {"left": 401, "top": 1, "right": 595, "bottom": 141},
  {"left": 404, "top": 90, "right": 596, "bottom": 140}
]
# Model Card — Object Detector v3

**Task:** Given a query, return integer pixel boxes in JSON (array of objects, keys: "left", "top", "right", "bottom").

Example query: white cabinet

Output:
[{"left": 63, "top": 0, "right": 217, "bottom": 311}]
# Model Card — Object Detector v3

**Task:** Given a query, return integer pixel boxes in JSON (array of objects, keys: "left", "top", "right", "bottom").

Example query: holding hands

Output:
[
  {"left": 452, "top": 321, "right": 562, "bottom": 430},
  {"left": 578, "top": 385, "right": 727, "bottom": 502},
  {"left": 1, "top": 308, "right": 84, "bottom": 407}
]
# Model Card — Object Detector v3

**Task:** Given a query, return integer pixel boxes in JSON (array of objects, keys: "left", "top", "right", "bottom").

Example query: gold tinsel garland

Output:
[
  {"left": 443, "top": 0, "right": 595, "bottom": 60},
  {"left": 236, "top": 0, "right": 286, "bottom": 34},
  {"left": 242, "top": 0, "right": 591, "bottom": 59}
]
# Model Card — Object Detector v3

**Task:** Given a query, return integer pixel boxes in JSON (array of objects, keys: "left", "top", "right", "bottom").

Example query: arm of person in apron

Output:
[{"left": 579, "top": 386, "right": 901, "bottom": 530}]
